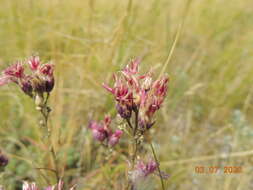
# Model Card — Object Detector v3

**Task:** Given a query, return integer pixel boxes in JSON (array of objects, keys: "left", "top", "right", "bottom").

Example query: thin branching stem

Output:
[
  {"left": 39, "top": 94, "right": 60, "bottom": 183},
  {"left": 133, "top": 109, "right": 138, "bottom": 136},
  {"left": 50, "top": 147, "right": 60, "bottom": 182},
  {"left": 150, "top": 142, "right": 165, "bottom": 190},
  {"left": 132, "top": 110, "right": 139, "bottom": 165},
  {"left": 126, "top": 118, "right": 133, "bottom": 129},
  {"left": 126, "top": 110, "right": 140, "bottom": 190}
]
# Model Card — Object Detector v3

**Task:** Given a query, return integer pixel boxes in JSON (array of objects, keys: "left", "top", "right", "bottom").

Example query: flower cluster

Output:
[
  {"left": 23, "top": 180, "right": 75, "bottom": 190},
  {"left": 0, "top": 56, "right": 54, "bottom": 102},
  {"left": 103, "top": 59, "right": 169, "bottom": 131},
  {"left": 129, "top": 159, "right": 158, "bottom": 186},
  {"left": 129, "top": 159, "right": 168, "bottom": 183},
  {"left": 88, "top": 115, "right": 123, "bottom": 147}
]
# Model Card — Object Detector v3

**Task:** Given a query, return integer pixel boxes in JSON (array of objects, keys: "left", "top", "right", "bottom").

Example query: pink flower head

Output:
[
  {"left": 122, "top": 59, "right": 140, "bottom": 75},
  {"left": 129, "top": 159, "right": 158, "bottom": 184},
  {"left": 103, "top": 74, "right": 132, "bottom": 103},
  {"left": 0, "top": 56, "right": 55, "bottom": 97},
  {"left": 0, "top": 76, "right": 11, "bottom": 86},
  {"left": 22, "top": 182, "right": 39, "bottom": 190},
  {"left": 39, "top": 63, "right": 54, "bottom": 77},
  {"left": 140, "top": 71, "right": 153, "bottom": 91},
  {"left": 88, "top": 121, "right": 107, "bottom": 142},
  {"left": 103, "top": 115, "right": 112, "bottom": 127},
  {"left": 33, "top": 63, "right": 55, "bottom": 93},
  {"left": 88, "top": 116, "right": 123, "bottom": 146},
  {"left": 130, "top": 159, "right": 169, "bottom": 185},
  {"left": 103, "top": 75, "right": 134, "bottom": 119},
  {"left": 152, "top": 77, "right": 169, "bottom": 98},
  {"left": 3, "top": 62, "right": 24, "bottom": 79},
  {"left": 0, "top": 62, "right": 25, "bottom": 88},
  {"left": 28, "top": 56, "right": 40, "bottom": 71},
  {"left": 108, "top": 129, "right": 123, "bottom": 146},
  {"left": 103, "top": 75, "right": 133, "bottom": 119},
  {"left": 136, "top": 160, "right": 157, "bottom": 177},
  {"left": 103, "top": 58, "right": 169, "bottom": 131},
  {"left": 138, "top": 76, "right": 169, "bottom": 129}
]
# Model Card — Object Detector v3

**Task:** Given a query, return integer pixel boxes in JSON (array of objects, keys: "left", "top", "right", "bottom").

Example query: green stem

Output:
[
  {"left": 126, "top": 110, "right": 140, "bottom": 190},
  {"left": 133, "top": 109, "right": 138, "bottom": 136},
  {"left": 39, "top": 96, "right": 60, "bottom": 183},
  {"left": 126, "top": 118, "right": 133, "bottom": 129},
  {"left": 50, "top": 147, "right": 60, "bottom": 182},
  {"left": 150, "top": 142, "right": 165, "bottom": 190}
]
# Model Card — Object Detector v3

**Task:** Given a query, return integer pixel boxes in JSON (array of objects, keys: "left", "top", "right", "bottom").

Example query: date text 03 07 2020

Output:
[{"left": 195, "top": 166, "right": 243, "bottom": 174}]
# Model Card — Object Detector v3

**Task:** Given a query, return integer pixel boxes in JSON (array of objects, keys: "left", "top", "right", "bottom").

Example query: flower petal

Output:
[{"left": 0, "top": 76, "right": 11, "bottom": 86}]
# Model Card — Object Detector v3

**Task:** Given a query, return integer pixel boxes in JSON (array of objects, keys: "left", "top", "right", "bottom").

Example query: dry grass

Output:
[{"left": 1, "top": 0, "right": 253, "bottom": 189}]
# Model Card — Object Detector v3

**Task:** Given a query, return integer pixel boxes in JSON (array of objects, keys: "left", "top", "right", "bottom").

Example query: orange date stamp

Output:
[{"left": 195, "top": 166, "right": 243, "bottom": 174}]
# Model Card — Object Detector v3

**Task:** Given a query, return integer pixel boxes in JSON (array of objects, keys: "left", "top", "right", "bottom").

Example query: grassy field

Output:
[{"left": 1, "top": 0, "right": 253, "bottom": 189}]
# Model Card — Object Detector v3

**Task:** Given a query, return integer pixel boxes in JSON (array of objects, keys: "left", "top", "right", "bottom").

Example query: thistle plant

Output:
[
  {"left": 88, "top": 115, "right": 123, "bottom": 147},
  {"left": 0, "top": 56, "right": 54, "bottom": 133},
  {"left": 89, "top": 59, "right": 169, "bottom": 189},
  {"left": 0, "top": 56, "right": 61, "bottom": 185}
]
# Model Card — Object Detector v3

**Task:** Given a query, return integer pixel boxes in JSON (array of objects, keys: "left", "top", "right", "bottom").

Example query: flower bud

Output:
[
  {"left": 32, "top": 77, "right": 46, "bottom": 93},
  {"left": 21, "top": 76, "right": 33, "bottom": 97},
  {"left": 89, "top": 121, "right": 107, "bottom": 142},
  {"left": 88, "top": 116, "right": 123, "bottom": 147},
  {"left": 39, "top": 64, "right": 55, "bottom": 93},
  {"left": 45, "top": 77, "right": 54, "bottom": 92},
  {"left": 129, "top": 159, "right": 158, "bottom": 185},
  {"left": 92, "top": 128, "right": 107, "bottom": 142},
  {"left": 116, "top": 103, "right": 132, "bottom": 119},
  {"left": 108, "top": 130, "right": 123, "bottom": 146},
  {"left": 0, "top": 154, "right": 8, "bottom": 168}
]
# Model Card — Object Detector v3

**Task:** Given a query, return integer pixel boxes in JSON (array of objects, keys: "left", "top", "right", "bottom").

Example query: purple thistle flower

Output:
[
  {"left": 122, "top": 59, "right": 140, "bottom": 75},
  {"left": 3, "top": 62, "right": 24, "bottom": 79},
  {"left": 28, "top": 56, "right": 40, "bottom": 71},
  {"left": 0, "top": 56, "right": 55, "bottom": 97},
  {"left": 108, "top": 129, "right": 123, "bottom": 147},
  {"left": 103, "top": 59, "right": 169, "bottom": 131},
  {"left": 88, "top": 116, "right": 123, "bottom": 146},
  {"left": 89, "top": 121, "right": 107, "bottom": 142},
  {"left": 130, "top": 159, "right": 168, "bottom": 185},
  {"left": 135, "top": 160, "right": 158, "bottom": 177}
]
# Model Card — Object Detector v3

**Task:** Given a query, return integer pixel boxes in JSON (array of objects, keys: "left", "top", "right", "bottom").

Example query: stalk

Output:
[
  {"left": 150, "top": 142, "right": 165, "bottom": 190},
  {"left": 39, "top": 93, "right": 60, "bottom": 182}
]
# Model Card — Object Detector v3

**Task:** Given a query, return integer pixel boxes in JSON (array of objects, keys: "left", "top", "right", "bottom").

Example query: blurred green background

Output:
[{"left": 1, "top": 0, "right": 253, "bottom": 189}]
